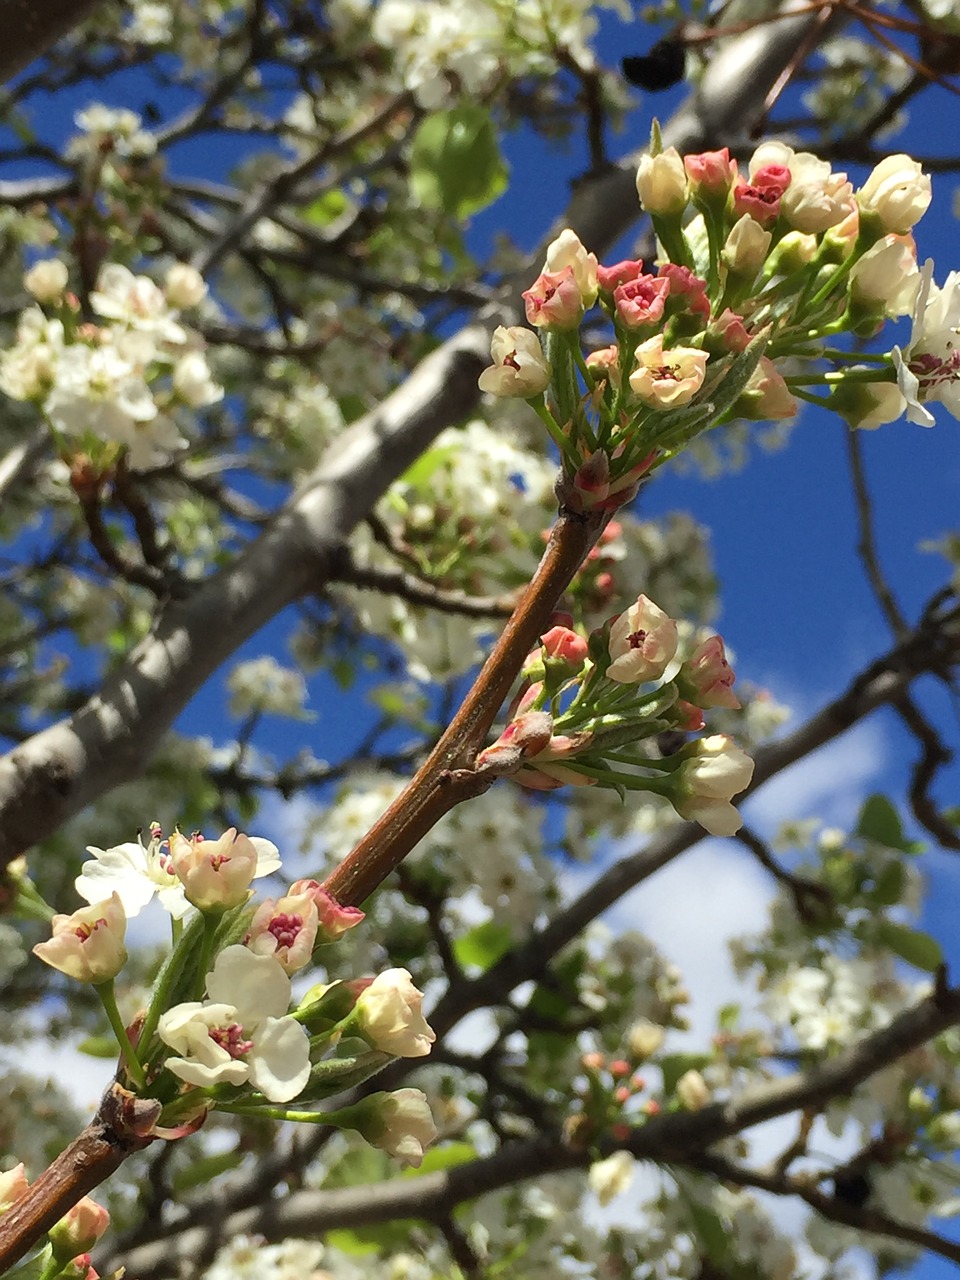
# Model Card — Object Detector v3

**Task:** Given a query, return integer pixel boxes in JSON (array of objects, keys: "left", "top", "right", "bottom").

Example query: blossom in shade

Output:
[
  {"left": 24, "top": 258, "right": 69, "bottom": 303},
  {"left": 49, "top": 1197, "right": 110, "bottom": 1262},
  {"left": 478, "top": 325, "right": 550, "bottom": 397},
  {"left": 678, "top": 636, "right": 740, "bottom": 709},
  {"left": 606, "top": 595, "right": 678, "bottom": 684},
  {"left": 353, "top": 968, "right": 436, "bottom": 1057},
  {"left": 675, "top": 1068, "right": 711, "bottom": 1111},
  {"left": 169, "top": 827, "right": 278, "bottom": 911},
  {"left": 164, "top": 262, "right": 207, "bottom": 308},
  {"left": 857, "top": 154, "right": 931, "bottom": 234},
  {"left": 157, "top": 945, "right": 310, "bottom": 1103},
  {"left": 589, "top": 1150, "right": 635, "bottom": 1206},
  {"left": 629, "top": 335, "right": 707, "bottom": 408},
  {"left": 635, "top": 148, "right": 687, "bottom": 215},
  {"left": 540, "top": 624, "right": 589, "bottom": 671},
  {"left": 544, "top": 228, "right": 599, "bottom": 308},
  {"left": 671, "top": 735, "right": 755, "bottom": 836},
  {"left": 246, "top": 890, "right": 320, "bottom": 974},
  {"left": 33, "top": 892, "right": 127, "bottom": 984}
]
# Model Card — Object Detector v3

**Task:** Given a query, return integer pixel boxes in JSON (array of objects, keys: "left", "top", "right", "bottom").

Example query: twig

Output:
[
  {"left": 735, "top": 824, "right": 834, "bottom": 924},
  {"left": 335, "top": 555, "right": 519, "bottom": 620},
  {"left": 845, "top": 425, "right": 910, "bottom": 640}
]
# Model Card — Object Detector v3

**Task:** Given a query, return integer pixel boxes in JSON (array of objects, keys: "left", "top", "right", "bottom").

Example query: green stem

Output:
[
  {"left": 96, "top": 979, "right": 146, "bottom": 1089},
  {"left": 137, "top": 910, "right": 205, "bottom": 1069}
]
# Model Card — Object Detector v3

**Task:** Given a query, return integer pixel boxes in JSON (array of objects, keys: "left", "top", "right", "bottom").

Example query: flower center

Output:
[
  {"left": 627, "top": 629, "right": 648, "bottom": 649},
  {"left": 210, "top": 1023, "right": 253, "bottom": 1059},
  {"left": 268, "top": 913, "right": 303, "bottom": 949}
]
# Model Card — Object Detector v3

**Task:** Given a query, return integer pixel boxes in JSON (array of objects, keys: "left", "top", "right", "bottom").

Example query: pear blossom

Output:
[
  {"left": 172, "top": 350, "right": 223, "bottom": 408},
  {"left": 635, "top": 148, "right": 687, "bottom": 215},
  {"left": 750, "top": 141, "right": 853, "bottom": 233},
  {"left": 245, "top": 890, "right": 319, "bottom": 974},
  {"left": 90, "top": 264, "right": 187, "bottom": 343},
  {"left": 168, "top": 827, "right": 269, "bottom": 911},
  {"left": 849, "top": 236, "right": 919, "bottom": 318},
  {"left": 722, "top": 214, "right": 772, "bottom": 275},
  {"left": 857, "top": 154, "right": 931, "bottom": 234},
  {"left": 33, "top": 892, "right": 127, "bottom": 984},
  {"left": 831, "top": 376, "right": 907, "bottom": 429},
  {"left": 684, "top": 147, "right": 736, "bottom": 197},
  {"left": 613, "top": 274, "right": 670, "bottom": 329},
  {"left": 588, "top": 1150, "right": 635, "bottom": 1205},
  {"left": 158, "top": 945, "right": 310, "bottom": 1102},
  {"left": 478, "top": 325, "right": 550, "bottom": 397},
  {"left": 606, "top": 595, "right": 678, "bottom": 684},
  {"left": 342, "top": 1088, "right": 438, "bottom": 1168},
  {"left": 626, "top": 1018, "right": 665, "bottom": 1060},
  {"left": 69, "top": 106, "right": 156, "bottom": 158},
  {"left": 24, "top": 258, "right": 69, "bottom": 303},
  {"left": 371, "top": 1088, "right": 438, "bottom": 1167},
  {"left": 737, "top": 357, "right": 798, "bottom": 420},
  {"left": 354, "top": 968, "right": 436, "bottom": 1057},
  {"left": 892, "top": 261, "right": 960, "bottom": 426},
  {"left": 76, "top": 825, "right": 280, "bottom": 919},
  {"left": 522, "top": 266, "right": 583, "bottom": 330},
  {"left": 672, "top": 735, "right": 755, "bottom": 836},
  {"left": 164, "top": 262, "right": 207, "bottom": 309},
  {"left": 678, "top": 636, "right": 740, "bottom": 709},
  {"left": 543, "top": 228, "right": 598, "bottom": 308},
  {"left": 629, "top": 335, "right": 707, "bottom": 408},
  {"left": 675, "top": 1068, "right": 711, "bottom": 1111},
  {"left": 0, "top": 308, "right": 63, "bottom": 400}
]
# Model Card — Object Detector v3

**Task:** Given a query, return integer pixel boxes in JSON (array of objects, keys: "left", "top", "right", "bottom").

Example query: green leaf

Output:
[
  {"left": 77, "top": 1035, "right": 121, "bottom": 1058},
  {"left": 172, "top": 1149, "right": 245, "bottom": 1192},
  {"left": 410, "top": 106, "right": 508, "bottom": 219},
  {"left": 660, "top": 1052, "right": 712, "bottom": 1096},
  {"left": 403, "top": 1140, "right": 476, "bottom": 1176},
  {"left": 871, "top": 859, "right": 907, "bottom": 907},
  {"left": 857, "top": 794, "right": 921, "bottom": 853},
  {"left": 717, "top": 1003, "right": 741, "bottom": 1031},
  {"left": 875, "top": 920, "right": 943, "bottom": 972},
  {"left": 453, "top": 920, "right": 513, "bottom": 972},
  {"left": 396, "top": 441, "right": 459, "bottom": 491},
  {"left": 303, "top": 189, "right": 349, "bottom": 227}
]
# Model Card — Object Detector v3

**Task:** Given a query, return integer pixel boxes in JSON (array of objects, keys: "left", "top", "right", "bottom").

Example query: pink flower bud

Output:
[
  {"left": 568, "top": 449, "right": 610, "bottom": 512},
  {"left": 597, "top": 259, "right": 644, "bottom": 292},
  {"left": 33, "top": 893, "right": 127, "bottom": 984},
  {"left": 289, "top": 880, "right": 365, "bottom": 939},
  {"left": 679, "top": 635, "right": 740, "bottom": 709},
  {"left": 540, "top": 625, "right": 588, "bottom": 671},
  {"left": 732, "top": 176, "right": 785, "bottom": 228},
  {"left": 737, "top": 357, "right": 798, "bottom": 421},
  {"left": 683, "top": 147, "right": 736, "bottom": 196},
  {"left": 709, "top": 308, "right": 751, "bottom": 354},
  {"left": 657, "top": 264, "right": 710, "bottom": 322},
  {"left": 49, "top": 1197, "right": 110, "bottom": 1263}
]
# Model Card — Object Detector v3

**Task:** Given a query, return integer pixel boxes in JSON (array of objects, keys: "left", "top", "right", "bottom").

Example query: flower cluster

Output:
[
  {"left": 29, "top": 824, "right": 437, "bottom": 1167},
  {"left": 475, "top": 598, "right": 754, "bottom": 836},
  {"left": 0, "top": 259, "right": 221, "bottom": 471},
  {"left": 478, "top": 142, "right": 948, "bottom": 504}
]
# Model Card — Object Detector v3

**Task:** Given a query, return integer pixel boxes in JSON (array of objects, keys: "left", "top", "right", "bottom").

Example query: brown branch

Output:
[
  {"left": 0, "top": 0, "right": 105, "bottom": 85},
  {"left": 322, "top": 508, "right": 604, "bottom": 907},
  {"left": 335, "top": 555, "right": 519, "bottom": 620},
  {"left": 735, "top": 824, "right": 834, "bottom": 924},
  {"left": 845, "top": 425, "right": 910, "bottom": 640}
]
